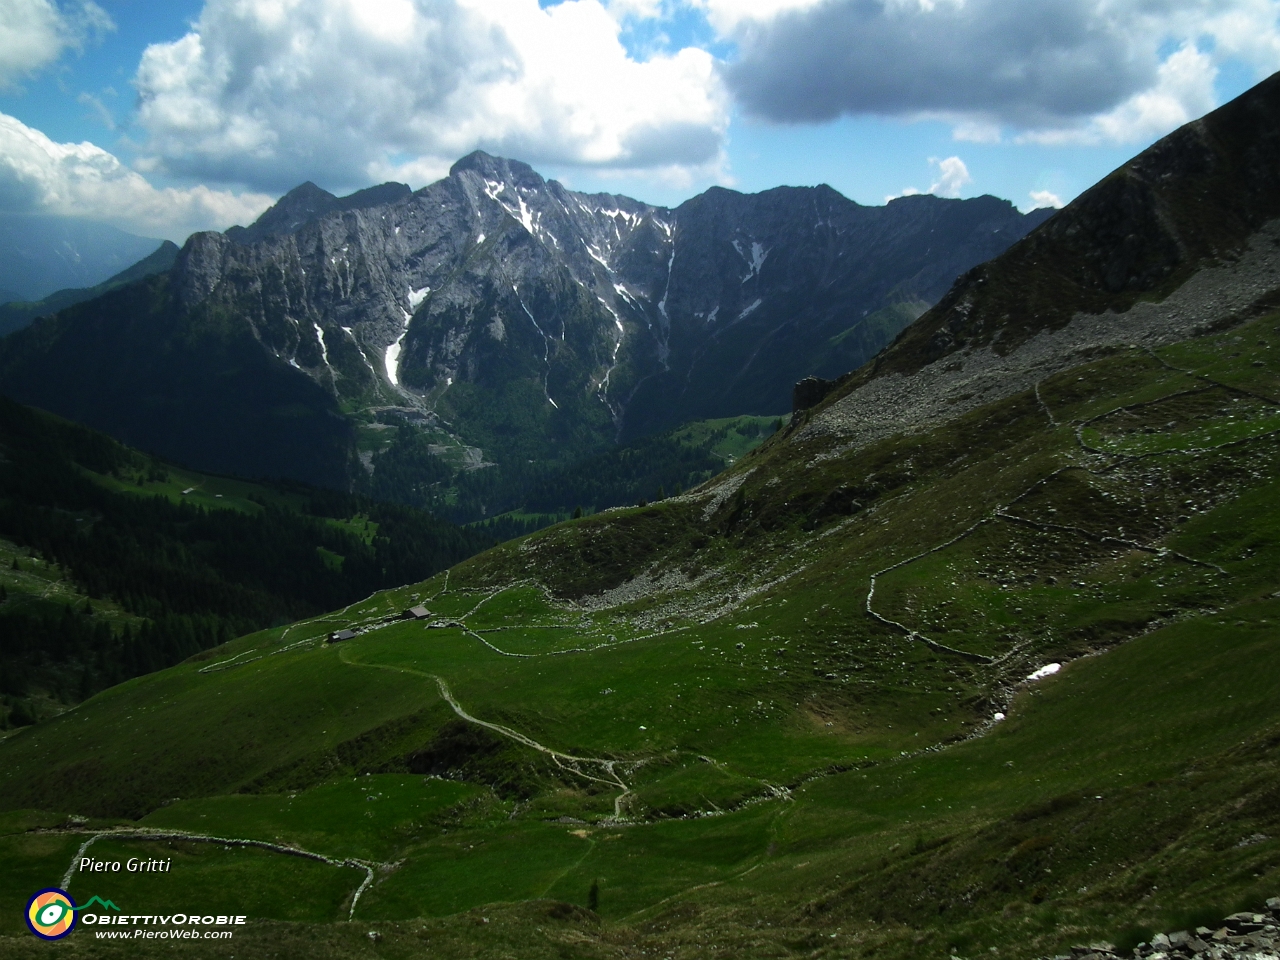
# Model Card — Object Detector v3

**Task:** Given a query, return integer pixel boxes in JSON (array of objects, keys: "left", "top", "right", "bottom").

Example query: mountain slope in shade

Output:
[
  {"left": 0, "top": 391, "right": 488, "bottom": 724},
  {"left": 0, "top": 156, "right": 1049, "bottom": 489},
  {"left": 0, "top": 276, "right": 359, "bottom": 487},
  {"left": 873, "top": 70, "right": 1280, "bottom": 379}
]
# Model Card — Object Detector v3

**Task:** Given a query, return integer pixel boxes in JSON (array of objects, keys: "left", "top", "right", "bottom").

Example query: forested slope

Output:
[{"left": 0, "top": 395, "right": 488, "bottom": 726}]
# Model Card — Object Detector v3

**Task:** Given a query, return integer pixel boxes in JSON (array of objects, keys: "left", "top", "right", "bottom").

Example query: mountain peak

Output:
[
  {"left": 227, "top": 180, "right": 411, "bottom": 244},
  {"left": 449, "top": 151, "right": 544, "bottom": 190},
  {"left": 282, "top": 180, "right": 335, "bottom": 203},
  {"left": 335, "top": 181, "right": 411, "bottom": 212}
]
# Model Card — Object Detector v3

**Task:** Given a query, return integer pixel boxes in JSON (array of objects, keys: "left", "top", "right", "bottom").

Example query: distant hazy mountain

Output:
[
  {"left": 0, "top": 158, "right": 1050, "bottom": 489},
  {"left": 0, "top": 215, "right": 164, "bottom": 303},
  {"left": 0, "top": 240, "right": 179, "bottom": 338}
]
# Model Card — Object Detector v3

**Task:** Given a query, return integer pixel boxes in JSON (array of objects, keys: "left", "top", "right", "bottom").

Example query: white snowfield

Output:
[{"left": 1026, "top": 663, "right": 1062, "bottom": 681}]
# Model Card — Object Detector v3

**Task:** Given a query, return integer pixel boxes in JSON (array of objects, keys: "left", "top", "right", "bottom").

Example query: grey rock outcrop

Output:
[
  {"left": 1042, "top": 898, "right": 1280, "bottom": 960},
  {"left": 793, "top": 376, "right": 837, "bottom": 412}
]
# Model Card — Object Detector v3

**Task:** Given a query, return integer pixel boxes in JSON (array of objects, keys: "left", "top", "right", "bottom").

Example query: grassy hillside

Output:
[{"left": 1, "top": 304, "right": 1277, "bottom": 957}]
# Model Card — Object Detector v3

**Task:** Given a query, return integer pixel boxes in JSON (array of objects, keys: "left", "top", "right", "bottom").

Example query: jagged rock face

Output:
[
  {"left": 622, "top": 185, "right": 1050, "bottom": 439},
  {"left": 171, "top": 151, "right": 1050, "bottom": 460}
]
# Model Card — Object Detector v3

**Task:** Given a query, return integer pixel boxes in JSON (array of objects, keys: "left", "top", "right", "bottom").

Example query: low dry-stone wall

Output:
[{"left": 1048, "top": 899, "right": 1280, "bottom": 960}]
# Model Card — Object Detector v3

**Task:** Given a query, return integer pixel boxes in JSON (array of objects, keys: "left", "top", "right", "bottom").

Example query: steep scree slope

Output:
[{"left": 795, "top": 70, "right": 1280, "bottom": 462}]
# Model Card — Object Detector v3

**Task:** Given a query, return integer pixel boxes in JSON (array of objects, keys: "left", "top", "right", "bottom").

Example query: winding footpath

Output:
[
  {"left": 333, "top": 646, "right": 639, "bottom": 821},
  {"left": 430, "top": 675, "right": 634, "bottom": 821},
  {"left": 862, "top": 360, "right": 1257, "bottom": 668}
]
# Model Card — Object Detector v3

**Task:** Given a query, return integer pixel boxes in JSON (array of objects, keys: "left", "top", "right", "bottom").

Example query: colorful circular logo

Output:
[{"left": 26, "top": 888, "right": 77, "bottom": 940}]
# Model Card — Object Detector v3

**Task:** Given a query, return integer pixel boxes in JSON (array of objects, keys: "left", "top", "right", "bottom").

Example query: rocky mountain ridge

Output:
[
  {"left": 0, "top": 158, "right": 1049, "bottom": 491},
  {"left": 9, "top": 152, "right": 1049, "bottom": 487}
]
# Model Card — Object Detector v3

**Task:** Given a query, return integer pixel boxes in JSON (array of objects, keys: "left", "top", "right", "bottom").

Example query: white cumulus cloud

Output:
[
  {"left": 0, "top": 0, "right": 112, "bottom": 87},
  {"left": 131, "top": 0, "right": 728, "bottom": 192},
  {"left": 929, "top": 155, "right": 971, "bottom": 197},
  {"left": 1021, "top": 43, "right": 1219, "bottom": 145},
  {"left": 1028, "top": 189, "right": 1064, "bottom": 209},
  {"left": 0, "top": 112, "right": 273, "bottom": 239},
  {"left": 885, "top": 155, "right": 972, "bottom": 201}
]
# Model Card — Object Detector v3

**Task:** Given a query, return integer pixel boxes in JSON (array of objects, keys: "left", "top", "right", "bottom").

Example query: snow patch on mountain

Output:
[
  {"left": 314, "top": 322, "right": 331, "bottom": 373},
  {"left": 407, "top": 286, "right": 430, "bottom": 310},
  {"left": 384, "top": 342, "right": 403, "bottom": 385},
  {"left": 384, "top": 307, "right": 414, "bottom": 387},
  {"left": 585, "top": 242, "right": 611, "bottom": 270}
]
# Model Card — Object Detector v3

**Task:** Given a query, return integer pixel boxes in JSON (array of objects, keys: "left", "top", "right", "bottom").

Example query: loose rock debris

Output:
[{"left": 1040, "top": 898, "right": 1280, "bottom": 960}]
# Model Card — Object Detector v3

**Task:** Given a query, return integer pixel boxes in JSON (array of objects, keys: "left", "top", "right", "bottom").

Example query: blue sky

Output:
[{"left": 0, "top": 0, "right": 1276, "bottom": 239}]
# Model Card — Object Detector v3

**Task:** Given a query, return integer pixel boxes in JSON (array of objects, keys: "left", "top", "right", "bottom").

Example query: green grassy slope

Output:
[{"left": 1, "top": 307, "right": 1277, "bottom": 957}]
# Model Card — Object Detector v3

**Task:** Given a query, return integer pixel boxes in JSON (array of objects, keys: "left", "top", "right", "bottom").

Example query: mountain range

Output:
[{"left": 0, "top": 156, "right": 1051, "bottom": 495}]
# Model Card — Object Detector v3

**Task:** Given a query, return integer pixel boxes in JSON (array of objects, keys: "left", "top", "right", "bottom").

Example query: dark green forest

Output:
[{"left": 0, "top": 395, "right": 489, "bottom": 726}]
